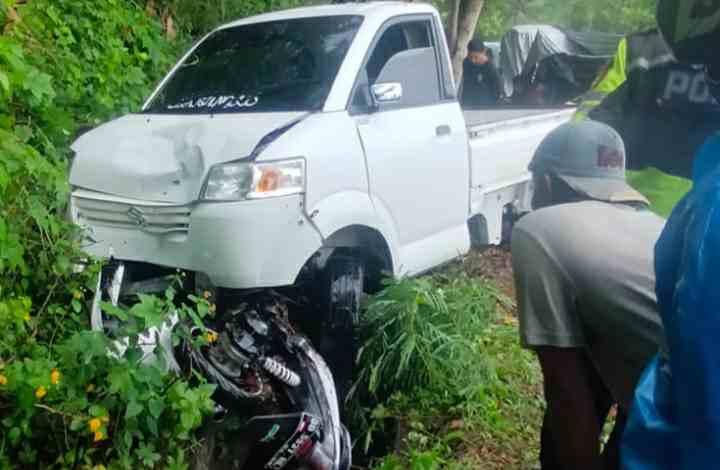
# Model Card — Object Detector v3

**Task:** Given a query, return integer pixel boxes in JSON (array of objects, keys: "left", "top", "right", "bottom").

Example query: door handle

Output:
[{"left": 436, "top": 125, "right": 451, "bottom": 137}]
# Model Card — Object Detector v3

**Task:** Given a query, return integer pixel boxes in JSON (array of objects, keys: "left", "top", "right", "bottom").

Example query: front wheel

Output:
[{"left": 311, "top": 253, "right": 364, "bottom": 408}]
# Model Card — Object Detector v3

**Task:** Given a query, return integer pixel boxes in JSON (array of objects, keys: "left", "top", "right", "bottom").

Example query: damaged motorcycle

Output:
[{"left": 91, "top": 260, "right": 353, "bottom": 469}]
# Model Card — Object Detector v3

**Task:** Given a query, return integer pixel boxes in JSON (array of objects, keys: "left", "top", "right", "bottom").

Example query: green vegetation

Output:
[
  {"left": 152, "top": 0, "right": 311, "bottom": 36},
  {"left": 0, "top": 1, "right": 223, "bottom": 467},
  {"left": 627, "top": 168, "right": 692, "bottom": 219},
  {"left": 434, "top": 0, "right": 657, "bottom": 40},
  {"left": 356, "top": 276, "right": 497, "bottom": 400},
  {"left": 352, "top": 267, "right": 543, "bottom": 470}
]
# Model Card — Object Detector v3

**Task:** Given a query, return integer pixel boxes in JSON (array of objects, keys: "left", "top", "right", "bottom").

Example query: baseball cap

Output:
[{"left": 529, "top": 121, "right": 649, "bottom": 204}]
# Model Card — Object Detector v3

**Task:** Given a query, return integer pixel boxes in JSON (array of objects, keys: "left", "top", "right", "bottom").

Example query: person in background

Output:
[
  {"left": 622, "top": 1, "right": 720, "bottom": 468},
  {"left": 460, "top": 38, "right": 502, "bottom": 107},
  {"left": 573, "top": 26, "right": 720, "bottom": 217},
  {"left": 512, "top": 120, "right": 666, "bottom": 470}
]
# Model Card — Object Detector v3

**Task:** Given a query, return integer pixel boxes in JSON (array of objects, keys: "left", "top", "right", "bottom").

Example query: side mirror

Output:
[{"left": 371, "top": 82, "right": 403, "bottom": 104}]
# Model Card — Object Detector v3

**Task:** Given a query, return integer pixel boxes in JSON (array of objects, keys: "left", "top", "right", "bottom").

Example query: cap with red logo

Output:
[{"left": 529, "top": 120, "right": 649, "bottom": 204}]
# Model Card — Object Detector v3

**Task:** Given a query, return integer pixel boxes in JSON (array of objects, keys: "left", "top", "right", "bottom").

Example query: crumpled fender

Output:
[{"left": 307, "top": 190, "right": 400, "bottom": 274}]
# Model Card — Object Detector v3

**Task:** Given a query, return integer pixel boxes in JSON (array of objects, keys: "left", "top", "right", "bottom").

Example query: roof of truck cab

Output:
[{"left": 219, "top": 2, "right": 438, "bottom": 30}]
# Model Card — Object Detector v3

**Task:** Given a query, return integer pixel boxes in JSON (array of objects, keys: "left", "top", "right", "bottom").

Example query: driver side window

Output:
[
  {"left": 352, "top": 19, "right": 440, "bottom": 113},
  {"left": 366, "top": 21, "right": 431, "bottom": 85}
]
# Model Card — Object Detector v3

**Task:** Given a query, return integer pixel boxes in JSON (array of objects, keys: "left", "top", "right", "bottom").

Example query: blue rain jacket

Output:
[{"left": 623, "top": 133, "right": 720, "bottom": 468}]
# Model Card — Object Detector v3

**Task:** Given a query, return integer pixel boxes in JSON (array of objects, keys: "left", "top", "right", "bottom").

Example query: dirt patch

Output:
[{"left": 456, "top": 246, "right": 516, "bottom": 301}]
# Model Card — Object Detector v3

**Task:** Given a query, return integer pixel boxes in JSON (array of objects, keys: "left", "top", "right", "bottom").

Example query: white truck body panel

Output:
[
  {"left": 355, "top": 100, "right": 470, "bottom": 276},
  {"left": 466, "top": 109, "right": 575, "bottom": 243},
  {"left": 70, "top": 2, "right": 572, "bottom": 289}
]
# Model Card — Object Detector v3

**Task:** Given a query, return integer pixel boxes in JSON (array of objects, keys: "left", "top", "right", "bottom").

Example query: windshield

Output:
[{"left": 145, "top": 15, "right": 363, "bottom": 114}]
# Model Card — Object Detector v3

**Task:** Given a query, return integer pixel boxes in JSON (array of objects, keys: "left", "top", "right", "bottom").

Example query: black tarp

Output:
[{"left": 500, "top": 25, "right": 623, "bottom": 103}]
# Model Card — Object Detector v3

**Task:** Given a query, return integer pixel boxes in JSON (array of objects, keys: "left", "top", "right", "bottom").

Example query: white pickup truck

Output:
[{"left": 69, "top": 2, "right": 572, "bottom": 395}]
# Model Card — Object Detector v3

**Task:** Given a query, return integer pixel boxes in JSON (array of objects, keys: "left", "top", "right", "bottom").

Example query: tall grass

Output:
[
  {"left": 350, "top": 272, "right": 541, "bottom": 466},
  {"left": 354, "top": 275, "right": 500, "bottom": 403}
]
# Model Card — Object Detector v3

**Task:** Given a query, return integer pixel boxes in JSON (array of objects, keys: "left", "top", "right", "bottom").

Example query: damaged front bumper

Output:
[{"left": 71, "top": 189, "right": 322, "bottom": 288}]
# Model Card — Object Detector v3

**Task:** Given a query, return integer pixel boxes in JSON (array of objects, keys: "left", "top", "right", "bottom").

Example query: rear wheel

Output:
[{"left": 311, "top": 252, "right": 364, "bottom": 407}]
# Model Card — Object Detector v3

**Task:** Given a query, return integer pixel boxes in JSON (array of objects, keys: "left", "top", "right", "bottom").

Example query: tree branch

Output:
[
  {"left": 451, "top": 0, "right": 487, "bottom": 84},
  {"left": 447, "top": 0, "right": 461, "bottom": 56}
]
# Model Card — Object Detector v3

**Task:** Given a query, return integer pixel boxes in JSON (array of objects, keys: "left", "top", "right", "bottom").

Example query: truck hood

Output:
[{"left": 70, "top": 112, "right": 306, "bottom": 204}]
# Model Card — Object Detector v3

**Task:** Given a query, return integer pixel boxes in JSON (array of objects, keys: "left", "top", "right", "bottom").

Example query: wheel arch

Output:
[
  {"left": 324, "top": 224, "right": 394, "bottom": 277},
  {"left": 302, "top": 190, "right": 399, "bottom": 284}
]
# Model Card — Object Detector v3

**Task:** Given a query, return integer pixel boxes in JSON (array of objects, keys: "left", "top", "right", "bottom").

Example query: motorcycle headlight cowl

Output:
[{"left": 202, "top": 159, "right": 305, "bottom": 201}]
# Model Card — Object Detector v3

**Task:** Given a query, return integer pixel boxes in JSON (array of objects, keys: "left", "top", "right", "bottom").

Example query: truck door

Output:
[{"left": 350, "top": 17, "right": 470, "bottom": 274}]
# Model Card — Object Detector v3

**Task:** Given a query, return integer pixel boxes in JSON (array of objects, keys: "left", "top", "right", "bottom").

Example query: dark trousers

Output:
[{"left": 540, "top": 384, "right": 628, "bottom": 470}]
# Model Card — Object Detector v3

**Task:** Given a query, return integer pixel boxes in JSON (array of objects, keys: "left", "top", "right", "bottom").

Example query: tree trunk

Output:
[
  {"left": 446, "top": 0, "right": 461, "bottom": 57},
  {"left": 451, "top": 0, "right": 486, "bottom": 84}
]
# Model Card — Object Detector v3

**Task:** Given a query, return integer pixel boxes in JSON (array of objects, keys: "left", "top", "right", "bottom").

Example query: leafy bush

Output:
[
  {"left": 150, "top": 0, "right": 311, "bottom": 36},
  {"left": 0, "top": 278, "right": 217, "bottom": 468},
  {"left": 0, "top": 1, "right": 219, "bottom": 467},
  {"left": 8, "top": 0, "right": 178, "bottom": 132}
]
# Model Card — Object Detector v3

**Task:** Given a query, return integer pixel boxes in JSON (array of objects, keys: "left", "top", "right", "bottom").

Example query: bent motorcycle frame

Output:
[{"left": 90, "top": 262, "right": 350, "bottom": 470}]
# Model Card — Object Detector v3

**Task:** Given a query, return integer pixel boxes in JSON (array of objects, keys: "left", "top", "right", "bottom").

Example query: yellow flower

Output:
[
  {"left": 92, "top": 466, "right": 107, "bottom": 470},
  {"left": 88, "top": 418, "right": 102, "bottom": 433},
  {"left": 93, "top": 431, "right": 105, "bottom": 442},
  {"left": 86, "top": 384, "right": 95, "bottom": 393},
  {"left": 50, "top": 368, "right": 61, "bottom": 385},
  {"left": 73, "top": 290, "right": 83, "bottom": 300},
  {"left": 0, "top": 374, "right": 7, "bottom": 386},
  {"left": 206, "top": 331, "right": 218, "bottom": 343},
  {"left": 35, "top": 386, "right": 47, "bottom": 399}
]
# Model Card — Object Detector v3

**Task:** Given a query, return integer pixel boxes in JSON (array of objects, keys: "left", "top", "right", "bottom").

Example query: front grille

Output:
[{"left": 73, "top": 193, "right": 191, "bottom": 234}]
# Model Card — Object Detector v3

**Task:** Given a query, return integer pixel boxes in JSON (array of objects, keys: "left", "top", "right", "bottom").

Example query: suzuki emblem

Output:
[{"left": 127, "top": 207, "right": 147, "bottom": 227}]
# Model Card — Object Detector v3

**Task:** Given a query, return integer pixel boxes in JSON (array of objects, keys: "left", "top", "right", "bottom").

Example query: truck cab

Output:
[{"left": 70, "top": 3, "right": 471, "bottom": 288}]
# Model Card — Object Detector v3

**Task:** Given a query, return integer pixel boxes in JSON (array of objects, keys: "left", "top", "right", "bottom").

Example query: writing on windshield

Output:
[
  {"left": 145, "top": 16, "right": 363, "bottom": 114},
  {"left": 166, "top": 95, "right": 260, "bottom": 111}
]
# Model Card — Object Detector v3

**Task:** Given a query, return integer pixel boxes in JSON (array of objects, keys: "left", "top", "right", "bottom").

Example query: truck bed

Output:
[
  {"left": 467, "top": 106, "right": 575, "bottom": 245},
  {"left": 464, "top": 107, "right": 574, "bottom": 128}
]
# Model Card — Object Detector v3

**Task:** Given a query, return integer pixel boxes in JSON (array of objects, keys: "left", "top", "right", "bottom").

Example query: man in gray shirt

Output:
[{"left": 511, "top": 121, "right": 666, "bottom": 470}]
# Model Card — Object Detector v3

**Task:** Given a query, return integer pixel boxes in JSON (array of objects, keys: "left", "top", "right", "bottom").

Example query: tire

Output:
[{"left": 311, "top": 252, "right": 364, "bottom": 408}]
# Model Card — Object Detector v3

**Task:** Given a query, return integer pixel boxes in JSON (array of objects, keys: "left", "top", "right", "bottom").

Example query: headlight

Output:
[{"left": 202, "top": 159, "right": 305, "bottom": 201}]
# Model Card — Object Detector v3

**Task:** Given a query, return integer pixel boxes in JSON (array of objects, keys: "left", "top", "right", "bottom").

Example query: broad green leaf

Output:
[
  {"left": 0, "top": 71, "right": 10, "bottom": 94},
  {"left": 148, "top": 398, "right": 164, "bottom": 419},
  {"left": 125, "top": 400, "right": 143, "bottom": 419},
  {"left": 69, "top": 418, "right": 84, "bottom": 432},
  {"left": 99, "top": 301, "right": 128, "bottom": 321}
]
